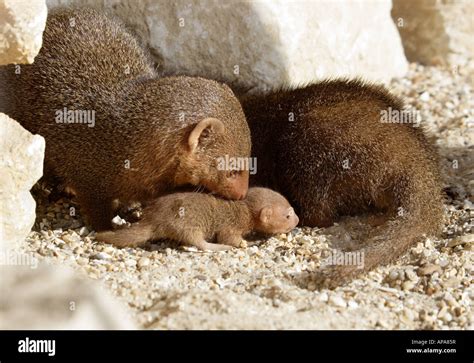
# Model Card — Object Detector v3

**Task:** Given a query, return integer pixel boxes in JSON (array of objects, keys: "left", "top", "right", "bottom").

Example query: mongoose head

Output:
[
  {"left": 246, "top": 187, "right": 299, "bottom": 234},
  {"left": 166, "top": 78, "right": 251, "bottom": 200},
  {"left": 174, "top": 116, "right": 250, "bottom": 200},
  {"left": 134, "top": 77, "right": 251, "bottom": 200}
]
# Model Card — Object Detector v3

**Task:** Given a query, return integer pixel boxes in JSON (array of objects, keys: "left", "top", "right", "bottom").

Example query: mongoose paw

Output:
[{"left": 118, "top": 201, "right": 143, "bottom": 223}]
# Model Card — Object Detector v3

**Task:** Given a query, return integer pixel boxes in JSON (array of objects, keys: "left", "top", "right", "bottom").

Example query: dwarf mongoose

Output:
[
  {"left": 242, "top": 79, "right": 444, "bottom": 286},
  {"left": 96, "top": 187, "right": 299, "bottom": 251},
  {"left": 0, "top": 8, "right": 251, "bottom": 231}
]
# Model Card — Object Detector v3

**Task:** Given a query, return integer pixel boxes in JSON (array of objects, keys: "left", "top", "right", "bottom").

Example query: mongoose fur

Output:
[
  {"left": 0, "top": 8, "right": 251, "bottom": 231},
  {"left": 96, "top": 187, "right": 299, "bottom": 251},
  {"left": 242, "top": 79, "right": 444, "bottom": 286}
]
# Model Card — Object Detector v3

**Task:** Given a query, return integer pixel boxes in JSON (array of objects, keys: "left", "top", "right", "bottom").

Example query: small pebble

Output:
[
  {"left": 448, "top": 234, "right": 473, "bottom": 247},
  {"left": 76, "top": 257, "right": 89, "bottom": 265},
  {"left": 419, "top": 91, "right": 430, "bottom": 101},
  {"left": 388, "top": 270, "right": 399, "bottom": 280},
  {"left": 348, "top": 300, "right": 359, "bottom": 309},
  {"left": 92, "top": 252, "right": 112, "bottom": 260},
  {"left": 78, "top": 226, "right": 89, "bottom": 236},
  {"left": 329, "top": 295, "right": 347, "bottom": 308},
  {"left": 125, "top": 259, "right": 137, "bottom": 267},
  {"left": 405, "top": 269, "right": 418, "bottom": 281},
  {"left": 402, "top": 281, "right": 415, "bottom": 291},
  {"left": 138, "top": 257, "right": 150, "bottom": 268},
  {"left": 318, "top": 292, "right": 329, "bottom": 302},
  {"left": 418, "top": 264, "right": 442, "bottom": 276}
]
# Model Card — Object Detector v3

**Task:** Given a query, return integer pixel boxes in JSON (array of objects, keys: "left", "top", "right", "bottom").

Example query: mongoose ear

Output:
[
  {"left": 188, "top": 117, "right": 225, "bottom": 153},
  {"left": 259, "top": 207, "right": 273, "bottom": 224}
]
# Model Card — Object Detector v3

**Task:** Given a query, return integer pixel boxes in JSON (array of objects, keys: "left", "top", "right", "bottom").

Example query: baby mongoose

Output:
[
  {"left": 242, "top": 79, "right": 444, "bottom": 286},
  {"left": 96, "top": 187, "right": 299, "bottom": 251},
  {"left": 0, "top": 8, "right": 251, "bottom": 231}
]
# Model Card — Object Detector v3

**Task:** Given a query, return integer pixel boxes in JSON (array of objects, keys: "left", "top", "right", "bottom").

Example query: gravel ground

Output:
[{"left": 22, "top": 62, "right": 473, "bottom": 330}]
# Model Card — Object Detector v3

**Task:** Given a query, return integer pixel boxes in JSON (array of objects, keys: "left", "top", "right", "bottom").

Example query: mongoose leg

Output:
[
  {"left": 216, "top": 229, "right": 244, "bottom": 247},
  {"left": 180, "top": 230, "right": 233, "bottom": 252},
  {"left": 190, "top": 240, "right": 233, "bottom": 252},
  {"left": 79, "top": 194, "right": 115, "bottom": 231}
]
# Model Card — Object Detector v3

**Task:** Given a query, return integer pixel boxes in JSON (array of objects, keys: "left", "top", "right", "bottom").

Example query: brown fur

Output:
[
  {"left": 96, "top": 187, "right": 299, "bottom": 251},
  {"left": 242, "top": 79, "right": 444, "bottom": 287},
  {"left": 0, "top": 8, "right": 251, "bottom": 231}
]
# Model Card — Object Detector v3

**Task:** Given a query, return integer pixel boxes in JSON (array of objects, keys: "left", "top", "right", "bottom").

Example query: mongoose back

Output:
[
  {"left": 242, "top": 79, "right": 444, "bottom": 286},
  {"left": 96, "top": 187, "right": 299, "bottom": 251},
  {"left": 0, "top": 8, "right": 251, "bottom": 231}
]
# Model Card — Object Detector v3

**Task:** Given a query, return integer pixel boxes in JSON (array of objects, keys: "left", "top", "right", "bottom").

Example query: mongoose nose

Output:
[
  {"left": 226, "top": 188, "right": 246, "bottom": 200},
  {"left": 232, "top": 184, "right": 248, "bottom": 200}
]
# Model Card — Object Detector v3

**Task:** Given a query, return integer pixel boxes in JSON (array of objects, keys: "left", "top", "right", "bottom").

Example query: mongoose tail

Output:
[
  {"left": 320, "top": 167, "right": 444, "bottom": 288},
  {"left": 96, "top": 222, "right": 154, "bottom": 248}
]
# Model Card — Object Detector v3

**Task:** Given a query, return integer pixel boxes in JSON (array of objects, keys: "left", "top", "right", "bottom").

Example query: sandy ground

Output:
[{"left": 19, "top": 62, "right": 473, "bottom": 329}]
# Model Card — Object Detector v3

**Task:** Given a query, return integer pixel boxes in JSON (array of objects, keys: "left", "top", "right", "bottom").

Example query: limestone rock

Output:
[
  {"left": 0, "top": 113, "right": 45, "bottom": 251},
  {"left": 0, "top": 264, "right": 136, "bottom": 329},
  {"left": 0, "top": 0, "right": 48, "bottom": 64},
  {"left": 47, "top": 0, "right": 408, "bottom": 90},
  {"left": 392, "top": 0, "right": 474, "bottom": 67}
]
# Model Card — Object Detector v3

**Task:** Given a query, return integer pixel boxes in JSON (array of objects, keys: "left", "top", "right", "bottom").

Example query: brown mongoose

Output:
[
  {"left": 0, "top": 8, "right": 251, "bottom": 231},
  {"left": 242, "top": 79, "right": 444, "bottom": 286},
  {"left": 96, "top": 187, "right": 299, "bottom": 251}
]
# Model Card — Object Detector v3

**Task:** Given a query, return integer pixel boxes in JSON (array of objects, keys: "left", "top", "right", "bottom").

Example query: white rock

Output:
[
  {"left": 405, "top": 269, "right": 418, "bottom": 281},
  {"left": 318, "top": 292, "right": 329, "bottom": 302},
  {"left": 0, "top": 264, "right": 136, "bottom": 329},
  {"left": 442, "top": 312, "right": 453, "bottom": 323},
  {"left": 392, "top": 0, "right": 474, "bottom": 67},
  {"left": 125, "top": 259, "right": 137, "bottom": 267},
  {"left": 348, "top": 300, "right": 359, "bottom": 309},
  {"left": 0, "top": 0, "right": 47, "bottom": 64},
  {"left": 78, "top": 226, "right": 89, "bottom": 236},
  {"left": 0, "top": 114, "right": 45, "bottom": 252},
  {"left": 111, "top": 215, "right": 128, "bottom": 227},
  {"left": 137, "top": 257, "right": 150, "bottom": 268},
  {"left": 388, "top": 270, "right": 399, "bottom": 280},
  {"left": 420, "top": 91, "right": 430, "bottom": 102},
  {"left": 47, "top": 0, "right": 407, "bottom": 90},
  {"left": 329, "top": 294, "right": 347, "bottom": 308},
  {"left": 402, "top": 281, "right": 415, "bottom": 291},
  {"left": 92, "top": 252, "right": 112, "bottom": 260}
]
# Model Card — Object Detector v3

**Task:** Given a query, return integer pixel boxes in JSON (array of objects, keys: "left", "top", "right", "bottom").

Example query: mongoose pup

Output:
[
  {"left": 0, "top": 8, "right": 250, "bottom": 231},
  {"left": 96, "top": 187, "right": 299, "bottom": 251},
  {"left": 242, "top": 79, "right": 444, "bottom": 286}
]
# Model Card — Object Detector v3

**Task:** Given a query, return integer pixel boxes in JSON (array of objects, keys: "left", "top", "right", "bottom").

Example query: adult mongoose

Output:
[
  {"left": 96, "top": 187, "right": 299, "bottom": 251},
  {"left": 0, "top": 8, "right": 251, "bottom": 231},
  {"left": 242, "top": 79, "right": 444, "bottom": 286}
]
